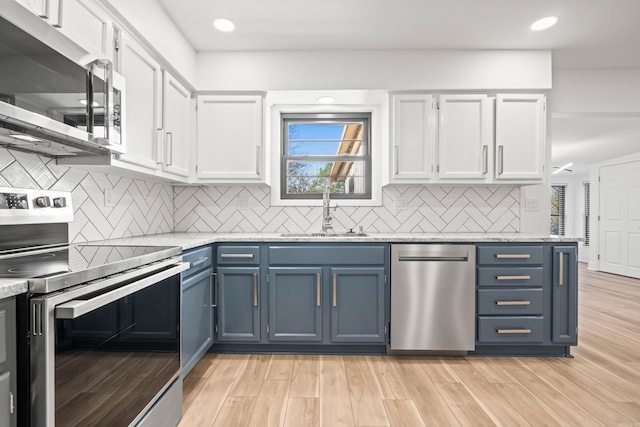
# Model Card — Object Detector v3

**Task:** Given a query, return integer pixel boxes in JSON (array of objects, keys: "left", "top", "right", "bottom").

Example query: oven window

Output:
[{"left": 54, "top": 274, "right": 180, "bottom": 426}]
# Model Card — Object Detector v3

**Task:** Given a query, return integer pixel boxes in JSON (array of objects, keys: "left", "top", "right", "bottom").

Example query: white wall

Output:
[{"left": 196, "top": 50, "right": 552, "bottom": 91}]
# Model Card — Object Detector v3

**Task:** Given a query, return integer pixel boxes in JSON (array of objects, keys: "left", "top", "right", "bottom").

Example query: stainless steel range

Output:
[{"left": 0, "top": 187, "right": 188, "bottom": 426}]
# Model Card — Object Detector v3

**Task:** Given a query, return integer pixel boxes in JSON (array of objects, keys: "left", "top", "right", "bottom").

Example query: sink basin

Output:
[{"left": 280, "top": 232, "right": 368, "bottom": 237}]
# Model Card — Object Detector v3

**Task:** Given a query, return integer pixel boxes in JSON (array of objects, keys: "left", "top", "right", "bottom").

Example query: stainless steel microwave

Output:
[{"left": 0, "top": 14, "right": 124, "bottom": 158}]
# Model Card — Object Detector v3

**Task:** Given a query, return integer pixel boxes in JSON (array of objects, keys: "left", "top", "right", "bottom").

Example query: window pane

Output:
[
  {"left": 285, "top": 160, "right": 367, "bottom": 196},
  {"left": 287, "top": 122, "right": 365, "bottom": 156}
]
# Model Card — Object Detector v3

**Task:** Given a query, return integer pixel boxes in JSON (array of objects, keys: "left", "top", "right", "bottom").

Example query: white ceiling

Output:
[{"left": 156, "top": 0, "right": 640, "bottom": 174}]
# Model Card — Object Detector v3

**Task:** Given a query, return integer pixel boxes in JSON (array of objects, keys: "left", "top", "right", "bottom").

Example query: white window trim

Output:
[{"left": 268, "top": 91, "right": 386, "bottom": 207}]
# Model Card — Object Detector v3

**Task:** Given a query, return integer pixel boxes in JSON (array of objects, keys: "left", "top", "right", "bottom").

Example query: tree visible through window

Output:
[
  {"left": 281, "top": 113, "right": 371, "bottom": 199},
  {"left": 551, "top": 185, "right": 566, "bottom": 236}
]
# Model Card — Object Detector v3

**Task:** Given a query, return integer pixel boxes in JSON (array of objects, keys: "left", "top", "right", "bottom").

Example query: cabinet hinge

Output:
[
  {"left": 384, "top": 326, "right": 387, "bottom": 335},
  {"left": 384, "top": 274, "right": 387, "bottom": 284},
  {"left": 266, "top": 274, "right": 269, "bottom": 284},
  {"left": 437, "top": 165, "right": 440, "bottom": 173},
  {"left": 598, "top": 176, "right": 601, "bottom": 182},
  {"left": 436, "top": 102, "right": 440, "bottom": 110},
  {"left": 543, "top": 100, "right": 546, "bottom": 111},
  {"left": 266, "top": 325, "right": 270, "bottom": 334},
  {"left": 598, "top": 254, "right": 600, "bottom": 260},
  {"left": 598, "top": 215, "right": 600, "bottom": 221},
  {"left": 10, "top": 392, "right": 14, "bottom": 414},
  {"left": 575, "top": 326, "right": 578, "bottom": 336},
  {"left": 215, "top": 324, "right": 218, "bottom": 333},
  {"left": 114, "top": 38, "right": 120, "bottom": 51}
]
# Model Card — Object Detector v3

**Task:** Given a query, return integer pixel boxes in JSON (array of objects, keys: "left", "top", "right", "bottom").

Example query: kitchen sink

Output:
[{"left": 280, "top": 232, "right": 368, "bottom": 237}]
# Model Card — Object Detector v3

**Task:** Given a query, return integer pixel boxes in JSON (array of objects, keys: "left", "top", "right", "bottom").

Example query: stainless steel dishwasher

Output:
[{"left": 390, "top": 244, "right": 476, "bottom": 353}]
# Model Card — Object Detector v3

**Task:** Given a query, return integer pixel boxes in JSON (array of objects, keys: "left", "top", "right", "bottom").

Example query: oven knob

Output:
[
  {"left": 35, "top": 196, "right": 51, "bottom": 208},
  {"left": 53, "top": 197, "right": 67, "bottom": 208}
]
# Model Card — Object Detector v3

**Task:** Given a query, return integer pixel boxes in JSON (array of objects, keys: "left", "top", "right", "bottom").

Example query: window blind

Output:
[
  {"left": 551, "top": 185, "right": 566, "bottom": 236},
  {"left": 584, "top": 182, "right": 590, "bottom": 246}
]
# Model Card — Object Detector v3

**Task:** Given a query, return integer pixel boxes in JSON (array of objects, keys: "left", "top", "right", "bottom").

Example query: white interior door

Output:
[{"left": 599, "top": 160, "right": 640, "bottom": 278}]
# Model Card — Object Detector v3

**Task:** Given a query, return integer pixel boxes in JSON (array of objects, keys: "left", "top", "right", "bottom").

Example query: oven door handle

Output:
[{"left": 55, "top": 262, "right": 189, "bottom": 319}]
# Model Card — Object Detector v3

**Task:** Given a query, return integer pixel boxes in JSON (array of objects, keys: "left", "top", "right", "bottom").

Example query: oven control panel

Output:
[{"left": 0, "top": 187, "right": 73, "bottom": 224}]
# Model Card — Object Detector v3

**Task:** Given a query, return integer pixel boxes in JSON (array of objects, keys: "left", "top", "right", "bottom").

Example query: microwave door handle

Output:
[
  {"left": 86, "top": 68, "right": 94, "bottom": 134},
  {"left": 55, "top": 262, "right": 189, "bottom": 319},
  {"left": 104, "top": 60, "right": 113, "bottom": 141}
]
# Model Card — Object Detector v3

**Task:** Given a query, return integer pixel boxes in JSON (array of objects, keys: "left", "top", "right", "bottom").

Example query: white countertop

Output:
[
  {"left": 94, "top": 232, "right": 581, "bottom": 251},
  {"left": 0, "top": 278, "right": 28, "bottom": 299}
]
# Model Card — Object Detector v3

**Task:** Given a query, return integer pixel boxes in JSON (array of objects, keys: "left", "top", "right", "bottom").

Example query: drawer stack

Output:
[{"left": 476, "top": 245, "right": 545, "bottom": 343}]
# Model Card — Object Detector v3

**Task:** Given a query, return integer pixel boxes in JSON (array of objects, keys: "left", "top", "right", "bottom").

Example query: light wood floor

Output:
[{"left": 180, "top": 263, "right": 640, "bottom": 426}]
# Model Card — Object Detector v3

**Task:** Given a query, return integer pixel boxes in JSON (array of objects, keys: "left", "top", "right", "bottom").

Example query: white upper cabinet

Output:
[
  {"left": 14, "top": 0, "right": 61, "bottom": 26},
  {"left": 437, "top": 94, "right": 491, "bottom": 180},
  {"left": 161, "top": 72, "right": 191, "bottom": 178},
  {"left": 116, "top": 31, "right": 163, "bottom": 171},
  {"left": 495, "top": 94, "right": 546, "bottom": 180},
  {"left": 58, "top": 0, "right": 114, "bottom": 59},
  {"left": 196, "top": 95, "right": 264, "bottom": 182},
  {"left": 390, "top": 94, "right": 436, "bottom": 182}
]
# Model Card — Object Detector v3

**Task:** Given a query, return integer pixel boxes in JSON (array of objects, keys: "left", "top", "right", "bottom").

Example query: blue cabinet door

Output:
[
  {"left": 182, "top": 268, "right": 213, "bottom": 375},
  {"left": 268, "top": 268, "right": 323, "bottom": 342},
  {"left": 330, "top": 268, "right": 386, "bottom": 343},
  {"left": 552, "top": 246, "right": 578, "bottom": 344},
  {"left": 217, "top": 266, "right": 261, "bottom": 342}
]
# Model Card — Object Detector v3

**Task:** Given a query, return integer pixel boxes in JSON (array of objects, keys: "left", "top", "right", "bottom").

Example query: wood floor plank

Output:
[
  {"left": 179, "top": 354, "right": 248, "bottom": 427},
  {"left": 394, "top": 358, "right": 462, "bottom": 426},
  {"left": 283, "top": 398, "right": 319, "bottom": 427},
  {"left": 446, "top": 363, "right": 532, "bottom": 426},
  {"left": 344, "top": 356, "right": 389, "bottom": 426},
  {"left": 265, "top": 354, "right": 295, "bottom": 380},
  {"left": 383, "top": 399, "right": 426, "bottom": 427},
  {"left": 435, "top": 382, "right": 496, "bottom": 426},
  {"left": 319, "top": 356, "right": 355, "bottom": 427},
  {"left": 247, "top": 379, "right": 290, "bottom": 427},
  {"left": 229, "top": 354, "right": 271, "bottom": 397},
  {"left": 290, "top": 355, "right": 320, "bottom": 398},
  {"left": 211, "top": 396, "right": 256, "bottom": 427},
  {"left": 368, "top": 356, "right": 411, "bottom": 400},
  {"left": 465, "top": 357, "right": 516, "bottom": 384},
  {"left": 493, "top": 383, "right": 568, "bottom": 427}
]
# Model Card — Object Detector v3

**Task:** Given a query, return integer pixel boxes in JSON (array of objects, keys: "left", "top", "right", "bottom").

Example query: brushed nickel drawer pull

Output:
[
  {"left": 212, "top": 273, "right": 218, "bottom": 308},
  {"left": 191, "top": 256, "right": 209, "bottom": 268},
  {"left": 332, "top": 274, "right": 337, "bottom": 307},
  {"left": 496, "top": 275, "right": 531, "bottom": 281},
  {"left": 220, "top": 253, "right": 254, "bottom": 259},
  {"left": 558, "top": 252, "right": 564, "bottom": 286},
  {"left": 253, "top": 273, "right": 258, "bottom": 307},
  {"left": 496, "top": 301, "right": 531, "bottom": 306},
  {"left": 497, "top": 329, "right": 531, "bottom": 334},
  {"left": 495, "top": 254, "right": 531, "bottom": 259},
  {"left": 316, "top": 273, "right": 321, "bottom": 307}
]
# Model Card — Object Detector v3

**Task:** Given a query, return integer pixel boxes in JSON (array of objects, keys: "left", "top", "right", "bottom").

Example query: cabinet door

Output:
[
  {"left": 182, "top": 269, "right": 213, "bottom": 375},
  {"left": 196, "top": 95, "right": 264, "bottom": 182},
  {"left": 0, "top": 298, "right": 16, "bottom": 427},
  {"left": 495, "top": 94, "right": 545, "bottom": 180},
  {"left": 438, "top": 94, "right": 491, "bottom": 180},
  {"left": 217, "top": 267, "right": 261, "bottom": 342},
  {"left": 58, "top": 0, "right": 113, "bottom": 58},
  {"left": 390, "top": 94, "right": 436, "bottom": 182},
  {"left": 162, "top": 72, "right": 191, "bottom": 177},
  {"left": 330, "top": 268, "right": 386, "bottom": 343},
  {"left": 116, "top": 32, "right": 163, "bottom": 171},
  {"left": 14, "top": 0, "right": 59, "bottom": 25},
  {"left": 552, "top": 246, "right": 578, "bottom": 344},
  {"left": 268, "top": 268, "right": 323, "bottom": 342}
]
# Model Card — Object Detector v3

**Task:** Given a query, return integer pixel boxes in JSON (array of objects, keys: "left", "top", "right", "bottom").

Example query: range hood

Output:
[{"left": 0, "top": 11, "right": 122, "bottom": 158}]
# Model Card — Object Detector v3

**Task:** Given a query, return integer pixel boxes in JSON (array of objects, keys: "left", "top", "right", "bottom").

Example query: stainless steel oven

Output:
[{"left": 0, "top": 187, "right": 187, "bottom": 426}]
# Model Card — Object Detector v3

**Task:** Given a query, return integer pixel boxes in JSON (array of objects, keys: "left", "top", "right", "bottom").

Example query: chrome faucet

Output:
[{"left": 321, "top": 179, "right": 333, "bottom": 234}]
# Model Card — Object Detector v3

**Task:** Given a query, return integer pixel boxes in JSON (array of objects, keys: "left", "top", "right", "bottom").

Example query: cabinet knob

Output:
[
  {"left": 35, "top": 196, "right": 51, "bottom": 208},
  {"left": 53, "top": 197, "right": 67, "bottom": 208}
]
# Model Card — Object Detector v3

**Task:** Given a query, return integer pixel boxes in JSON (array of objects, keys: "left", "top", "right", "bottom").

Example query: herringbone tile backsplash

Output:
[
  {"left": 174, "top": 184, "right": 520, "bottom": 234},
  {"left": 0, "top": 148, "right": 173, "bottom": 243},
  {"left": 1, "top": 148, "right": 521, "bottom": 239}
]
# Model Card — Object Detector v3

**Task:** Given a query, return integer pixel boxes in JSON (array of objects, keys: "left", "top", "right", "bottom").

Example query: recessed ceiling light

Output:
[
  {"left": 213, "top": 18, "right": 236, "bottom": 32},
  {"left": 531, "top": 16, "right": 559, "bottom": 31},
  {"left": 317, "top": 96, "right": 335, "bottom": 104}
]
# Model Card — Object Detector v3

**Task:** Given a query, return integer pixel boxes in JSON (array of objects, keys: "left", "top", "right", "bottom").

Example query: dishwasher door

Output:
[{"left": 390, "top": 244, "right": 476, "bottom": 351}]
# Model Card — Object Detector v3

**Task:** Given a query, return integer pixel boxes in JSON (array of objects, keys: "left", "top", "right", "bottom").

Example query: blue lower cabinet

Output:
[
  {"left": 330, "top": 268, "right": 386, "bottom": 343},
  {"left": 217, "top": 266, "right": 261, "bottom": 342},
  {"left": 268, "top": 268, "right": 323, "bottom": 342},
  {"left": 552, "top": 246, "right": 578, "bottom": 344},
  {"left": 182, "top": 268, "right": 213, "bottom": 375}
]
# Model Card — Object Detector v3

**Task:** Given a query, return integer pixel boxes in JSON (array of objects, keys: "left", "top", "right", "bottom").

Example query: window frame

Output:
[
  {"left": 550, "top": 184, "right": 566, "bottom": 236},
  {"left": 280, "top": 112, "right": 372, "bottom": 200}
]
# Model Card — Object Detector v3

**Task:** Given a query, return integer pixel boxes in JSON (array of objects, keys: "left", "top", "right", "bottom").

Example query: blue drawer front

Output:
[
  {"left": 217, "top": 246, "right": 260, "bottom": 265},
  {"left": 478, "top": 316, "right": 544, "bottom": 343},
  {"left": 477, "top": 246, "right": 543, "bottom": 265},
  {"left": 477, "top": 289, "right": 543, "bottom": 315},
  {"left": 269, "top": 245, "right": 386, "bottom": 266},
  {"left": 477, "top": 267, "right": 543, "bottom": 287},
  {"left": 182, "top": 246, "right": 213, "bottom": 277}
]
